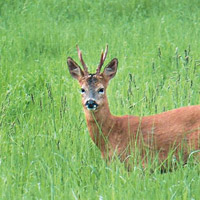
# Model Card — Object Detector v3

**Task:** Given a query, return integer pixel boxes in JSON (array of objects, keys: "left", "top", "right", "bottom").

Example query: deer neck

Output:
[{"left": 83, "top": 96, "right": 115, "bottom": 149}]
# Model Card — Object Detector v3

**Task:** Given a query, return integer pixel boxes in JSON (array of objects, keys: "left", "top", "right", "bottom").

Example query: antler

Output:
[
  {"left": 96, "top": 45, "right": 108, "bottom": 74},
  {"left": 76, "top": 45, "right": 88, "bottom": 75}
]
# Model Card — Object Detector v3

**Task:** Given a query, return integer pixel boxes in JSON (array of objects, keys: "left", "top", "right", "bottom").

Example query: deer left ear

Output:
[
  {"left": 67, "top": 57, "right": 84, "bottom": 81},
  {"left": 102, "top": 58, "right": 118, "bottom": 81}
]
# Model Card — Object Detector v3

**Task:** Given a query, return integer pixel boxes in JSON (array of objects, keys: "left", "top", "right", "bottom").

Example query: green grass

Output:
[{"left": 0, "top": 0, "right": 200, "bottom": 199}]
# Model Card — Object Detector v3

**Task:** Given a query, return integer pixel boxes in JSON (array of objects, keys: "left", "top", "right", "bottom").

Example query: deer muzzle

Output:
[{"left": 85, "top": 99, "right": 98, "bottom": 111}]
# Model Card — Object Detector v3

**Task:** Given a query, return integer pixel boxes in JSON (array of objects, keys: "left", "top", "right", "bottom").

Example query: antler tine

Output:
[
  {"left": 96, "top": 45, "right": 108, "bottom": 74},
  {"left": 103, "top": 44, "right": 108, "bottom": 61},
  {"left": 96, "top": 50, "right": 104, "bottom": 74},
  {"left": 76, "top": 45, "right": 88, "bottom": 74}
]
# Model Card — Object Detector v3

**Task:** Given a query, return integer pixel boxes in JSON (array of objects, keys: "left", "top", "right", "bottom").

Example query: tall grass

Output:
[{"left": 0, "top": 0, "right": 200, "bottom": 199}]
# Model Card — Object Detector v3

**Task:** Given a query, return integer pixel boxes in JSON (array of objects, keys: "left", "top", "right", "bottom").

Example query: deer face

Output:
[
  {"left": 79, "top": 74, "right": 106, "bottom": 111},
  {"left": 67, "top": 46, "right": 118, "bottom": 111}
]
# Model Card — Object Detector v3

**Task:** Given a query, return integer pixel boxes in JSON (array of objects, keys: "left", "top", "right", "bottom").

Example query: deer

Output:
[{"left": 67, "top": 45, "right": 200, "bottom": 170}]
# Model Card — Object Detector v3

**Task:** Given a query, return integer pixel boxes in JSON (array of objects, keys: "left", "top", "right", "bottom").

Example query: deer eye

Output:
[
  {"left": 81, "top": 88, "right": 86, "bottom": 94},
  {"left": 98, "top": 88, "right": 104, "bottom": 94}
]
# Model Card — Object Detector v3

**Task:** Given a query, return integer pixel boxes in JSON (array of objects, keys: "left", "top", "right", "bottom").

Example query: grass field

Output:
[{"left": 0, "top": 0, "right": 200, "bottom": 199}]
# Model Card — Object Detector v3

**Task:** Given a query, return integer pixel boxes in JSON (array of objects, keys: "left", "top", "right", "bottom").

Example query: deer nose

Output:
[{"left": 85, "top": 100, "right": 98, "bottom": 110}]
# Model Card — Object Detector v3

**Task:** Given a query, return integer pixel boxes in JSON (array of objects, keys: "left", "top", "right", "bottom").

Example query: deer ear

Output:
[
  {"left": 67, "top": 57, "right": 84, "bottom": 80},
  {"left": 102, "top": 58, "right": 118, "bottom": 81}
]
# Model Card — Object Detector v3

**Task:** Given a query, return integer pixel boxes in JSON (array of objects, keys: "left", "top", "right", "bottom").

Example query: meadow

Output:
[{"left": 0, "top": 0, "right": 200, "bottom": 199}]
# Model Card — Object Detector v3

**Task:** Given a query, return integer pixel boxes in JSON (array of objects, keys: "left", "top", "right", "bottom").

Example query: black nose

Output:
[{"left": 85, "top": 100, "right": 98, "bottom": 110}]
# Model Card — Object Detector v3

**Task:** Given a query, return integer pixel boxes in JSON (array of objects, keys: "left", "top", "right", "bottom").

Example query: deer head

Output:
[{"left": 67, "top": 45, "right": 118, "bottom": 111}]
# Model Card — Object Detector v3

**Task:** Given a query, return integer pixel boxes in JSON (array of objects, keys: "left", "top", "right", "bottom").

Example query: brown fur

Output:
[{"left": 85, "top": 101, "right": 200, "bottom": 166}]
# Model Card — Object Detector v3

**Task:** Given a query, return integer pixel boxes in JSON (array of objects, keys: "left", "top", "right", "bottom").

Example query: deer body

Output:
[
  {"left": 67, "top": 46, "right": 200, "bottom": 168},
  {"left": 85, "top": 104, "right": 200, "bottom": 163}
]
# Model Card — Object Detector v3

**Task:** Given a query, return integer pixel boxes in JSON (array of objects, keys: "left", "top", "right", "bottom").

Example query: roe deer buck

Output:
[{"left": 67, "top": 45, "right": 200, "bottom": 169}]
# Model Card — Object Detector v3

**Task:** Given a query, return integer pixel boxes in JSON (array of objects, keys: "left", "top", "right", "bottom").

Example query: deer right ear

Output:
[
  {"left": 102, "top": 58, "right": 118, "bottom": 81},
  {"left": 67, "top": 57, "right": 84, "bottom": 80}
]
